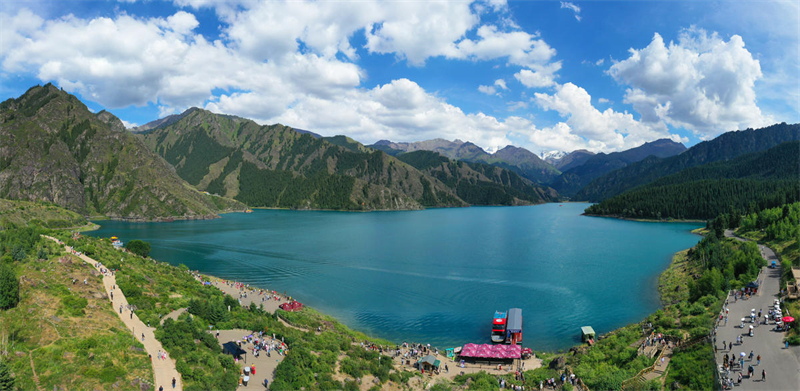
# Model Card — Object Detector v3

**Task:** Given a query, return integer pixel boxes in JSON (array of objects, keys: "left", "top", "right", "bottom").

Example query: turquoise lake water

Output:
[{"left": 88, "top": 203, "right": 702, "bottom": 351}]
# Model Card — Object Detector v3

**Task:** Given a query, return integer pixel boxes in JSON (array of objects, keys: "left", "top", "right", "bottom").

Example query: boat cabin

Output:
[
  {"left": 506, "top": 308, "right": 523, "bottom": 345},
  {"left": 581, "top": 326, "right": 596, "bottom": 344},
  {"left": 491, "top": 310, "right": 508, "bottom": 343}
]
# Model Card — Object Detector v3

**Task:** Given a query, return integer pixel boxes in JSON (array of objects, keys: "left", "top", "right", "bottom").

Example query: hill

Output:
[
  {"left": 0, "top": 85, "right": 245, "bottom": 220},
  {"left": 369, "top": 139, "right": 561, "bottom": 184},
  {"left": 549, "top": 139, "right": 687, "bottom": 198},
  {"left": 554, "top": 149, "right": 596, "bottom": 171},
  {"left": 140, "top": 109, "right": 558, "bottom": 210},
  {"left": 0, "top": 228, "right": 152, "bottom": 390},
  {"left": 396, "top": 150, "right": 559, "bottom": 206},
  {"left": 576, "top": 123, "right": 800, "bottom": 202},
  {"left": 584, "top": 142, "right": 800, "bottom": 220},
  {"left": 0, "top": 199, "right": 87, "bottom": 229}
]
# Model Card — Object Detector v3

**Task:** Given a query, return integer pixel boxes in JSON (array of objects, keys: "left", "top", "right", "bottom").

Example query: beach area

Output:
[{"left": 192, "top": 272, "right": 544, "bottom": 390}]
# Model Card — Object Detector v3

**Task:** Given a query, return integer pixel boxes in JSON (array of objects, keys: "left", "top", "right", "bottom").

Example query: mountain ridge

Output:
[
  {"left": 0, "top": 84, "right": 245, "bottom": 221},
  {"left": 140, "top": 108, "right": 558, "bottom": 210},
  {"left": 575, "top": 123, "right": 800, "bottom": 202},
  {"left": 549, "top": 139, "right": 687, "bottom": 198}
]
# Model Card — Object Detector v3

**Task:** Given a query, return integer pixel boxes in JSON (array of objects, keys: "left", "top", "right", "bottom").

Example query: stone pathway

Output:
[
  {"left": 713, "top": 231, "right": 800, "bottom": 390},
  {"left": 43, "top": 236, "right": 183, "bottom": 391}
]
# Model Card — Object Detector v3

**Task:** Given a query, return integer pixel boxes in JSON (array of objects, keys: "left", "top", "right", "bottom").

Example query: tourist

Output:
[
  {"left": 756, "top": 354, "right": 760, "bottom": 365},
  {"left": 761, "top": 369, "right": 766, "bottom": 382},
  {"left": 172, "top": 377, "right": 176, "bottom": 389}
]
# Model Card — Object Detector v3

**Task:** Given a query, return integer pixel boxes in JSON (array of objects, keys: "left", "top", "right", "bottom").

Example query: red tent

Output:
[
  {"left": 279, "top": 301, "right": 304, "bottom": 312},
  {"left": 459, "top": 343, "right": 521, "bottom": 359}
]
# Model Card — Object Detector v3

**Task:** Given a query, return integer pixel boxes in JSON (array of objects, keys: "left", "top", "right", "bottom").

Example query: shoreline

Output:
[
  {"left": 188, "top": 243, "right": 699, "bottom": 356},
  {"left": 582, "top": 212, "right": 706, "bottom": 224}
]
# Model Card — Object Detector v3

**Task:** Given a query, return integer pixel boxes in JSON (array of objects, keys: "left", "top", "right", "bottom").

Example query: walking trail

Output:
[
  {"left": 43, "top": 235, "right": 182, "bottom": 391},
  {"left": 713, "top": 230, "right": 800, "bottom": 390}
]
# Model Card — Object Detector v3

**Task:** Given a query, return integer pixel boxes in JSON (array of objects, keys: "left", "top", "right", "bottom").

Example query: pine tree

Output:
[
  {"left": 0, "top": 357, "right": 15, "bottom": 391},
  {"left": 0, "top": 262, "right": 20, "bottom": 310}
]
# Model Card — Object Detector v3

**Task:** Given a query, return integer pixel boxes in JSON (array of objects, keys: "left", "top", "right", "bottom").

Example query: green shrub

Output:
[
  {"left": 0, "top": 262, "right": 20, "bottom": 310},
  {"left": 125, "top": 240, "right": 151, "bottom": 258},
  {"left": 61, "top": 295, "right": 88, "bottom": 316}
]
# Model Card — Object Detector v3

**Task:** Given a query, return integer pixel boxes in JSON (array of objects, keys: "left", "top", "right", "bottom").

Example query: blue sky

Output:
[{"left": 1, "top": 0, "right": 797, "bottom": 154}]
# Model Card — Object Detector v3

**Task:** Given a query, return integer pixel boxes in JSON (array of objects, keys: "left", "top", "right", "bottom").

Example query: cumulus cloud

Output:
[
  {"left": 514, "top": 62, "right": 561, "bottom": 88},
  {"left": 531, "top": 83, "right": 683, "bottom": 151},
  {"left": 560, "top": 2, "right": 581, "bottom": 21},
  {"left": 268, "top": 79, "right": 514, "bottom": 151},
  {"left": 608, "top": 28, "right": 771, "bottom": 138},
  {"left": 598, "top": 98, "right": 609, "bottom": 103},
  {"left": 478, "top": 85, "right": 497, "bottom": 95},
  {"left": 494, "top": 79, "right": 508, "bottom": 90}
]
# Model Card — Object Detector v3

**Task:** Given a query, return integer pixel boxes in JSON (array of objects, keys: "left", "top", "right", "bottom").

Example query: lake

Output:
[{"left": 88, "top": 203, "right": 702, "bottom": 351}]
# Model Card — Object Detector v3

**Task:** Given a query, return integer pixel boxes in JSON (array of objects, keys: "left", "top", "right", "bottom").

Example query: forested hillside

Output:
[
  {"left": 369, "top": 139, "right": 561, "bottom": 184},
  {"left": 396, "top": 151, "right": 559, "bottom": 206},
  {"left": 549, "top": 139, "right": 686, "bottom": 197},
  {"left": 585, "top": 142, "right": 800, "bottom": 220},
  {"left": 0, "top": 85, "right": 243, "bottom": 220},
  {"left": 142, "top": 109, "right": 557, "bottom": 210},
  {"left": 576, "top": 123, "right": 800, "bottom": 201}
]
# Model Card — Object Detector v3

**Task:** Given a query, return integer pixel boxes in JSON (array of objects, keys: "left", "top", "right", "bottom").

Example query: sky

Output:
[{"left": 1, "top": 0, "right": 798, "bottom": 154}]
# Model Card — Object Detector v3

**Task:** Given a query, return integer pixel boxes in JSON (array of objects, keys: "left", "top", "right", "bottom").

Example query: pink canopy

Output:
[{"left": 459, "top": 343, "right": 521, "bottom": 359}]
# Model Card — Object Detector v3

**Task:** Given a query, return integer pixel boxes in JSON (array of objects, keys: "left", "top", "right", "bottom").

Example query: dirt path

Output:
[{"left": 43, "top": 235, "right": 183, "bottom": 391}]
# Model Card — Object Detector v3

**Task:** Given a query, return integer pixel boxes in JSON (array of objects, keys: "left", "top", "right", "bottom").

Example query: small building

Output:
[
  {"left": 506, "top": 308, "right": 523, "bottom": 345},
  {"left": 581, "top": 326, "right": 596, "bottom": 343},
  {"left": 417, "top": 355, "right": 441, "bottom": 372}
]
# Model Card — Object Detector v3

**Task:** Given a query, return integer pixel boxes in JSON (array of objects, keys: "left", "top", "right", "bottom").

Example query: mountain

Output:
[
  {"left": 549, "top": 139, "right": 687, "bottom": 198},
  {"left": 368, "top": 139, "right": 561, "bottom": 184},
  {"left": 585, "top": 141, "right": 800, "bottom": 220},
  {"left": 555, "top": 149, "right": 595, "bottom": 171},
  {"left": 540, "top": 150, "right": 567, "bottom": 165},
  {"left": 0, "top": 84, "right": 244, "bottom": 220},
  {"left": 130, "top": 107, "right": 200, "bottom": 134},
  {"left": 576, "top": 123, "right": 800, "bottom": 202},
  {"left": 396, "top": 151, "right": 559, "bottom": 206},
  {"left": 139, "top": 109, "right": 558, "bottom": 210}
]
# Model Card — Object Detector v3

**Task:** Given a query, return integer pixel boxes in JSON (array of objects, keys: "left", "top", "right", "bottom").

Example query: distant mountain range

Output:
[
  {"left": 548, "top": 139, "right": 687, "bottom": 198},
  {"left": 4, "top": 83, "right": 796, "bottom": 221},
  {"left": 368, "top": 139, "right": 561, "bottom": 184},
  {"left": 585, "top": 140, "right": 800, "bottom": 219},
  {"left": 576, "top": 123, "right": 800, "bottom": 202},
  {"left": 140, "top": 108, "right": 559, "bottom": 210},
  {"left": 0, "top": 84, "right": 244, "bottom": 220}
]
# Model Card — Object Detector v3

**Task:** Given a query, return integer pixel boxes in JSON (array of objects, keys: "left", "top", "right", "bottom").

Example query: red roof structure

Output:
[
  {"left": 459, "top": 343, "right": 521, "bottom": 359},
  {"left": 279, "top": 301, "right": 304, "bottom": 312}
]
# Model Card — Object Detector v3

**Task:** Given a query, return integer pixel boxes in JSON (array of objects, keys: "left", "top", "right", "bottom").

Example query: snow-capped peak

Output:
[{"left": 540, "top": 150, "right": 567, "bottom": 162}]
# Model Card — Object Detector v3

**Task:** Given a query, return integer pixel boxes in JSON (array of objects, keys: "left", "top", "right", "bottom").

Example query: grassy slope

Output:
[
  {"left": 0, "top": 232, "right": 151, "bottom": 391},
  {"left": 47, "top": 232, "right": 420, "bottom": 391},
  {"left": 0, "top": 199, "right": 88, "bottom": 229}
]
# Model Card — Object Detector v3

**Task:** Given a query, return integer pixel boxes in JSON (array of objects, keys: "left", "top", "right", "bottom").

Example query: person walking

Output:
[
  {"left": 172, "top": 377, "right": 176, "bottom": 389},
  {"left": 761, "top": 369, "right": 766, "bottom": 382},
  {"left": 756, "top": 354, "right": 760, "bottom": 365}
]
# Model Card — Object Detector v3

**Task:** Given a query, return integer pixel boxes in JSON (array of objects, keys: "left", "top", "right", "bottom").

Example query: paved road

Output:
[
  {"left": 44, "top": 236, "right": 183, "bottom": 391},
  {"left": 714, "top": 231, "right": 800, "bottom": 390}
]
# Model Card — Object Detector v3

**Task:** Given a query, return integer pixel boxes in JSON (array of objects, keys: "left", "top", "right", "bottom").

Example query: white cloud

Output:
[
  {"left": 478, "top": 85, "right": 497, "bottom": 95},
  {"left": 608, "top": 28, "right": 771, "bottom": 138},
  {"left": 494, "top": 79, "right": 508, "bottom": 90},
  {"left": 598, "top": 98, "right": 609, "bottom": 103},
  {"left": 120, "top": 119, "right": 138, "bottom": 128},
  {"left": 595, "top": 58, "right": 604, "bottom": 66},
  {"left": 560, "top": 2, "right": 581, "bottom": 22},
  {"left": 532, "top": 82, "right": 682, "bottom": 151},
  {"left": 514, "top": 62, "right": 561, "bottom": 88},
  {"left": 268, "top": 79, "right": 514, "bottom": 151}
]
